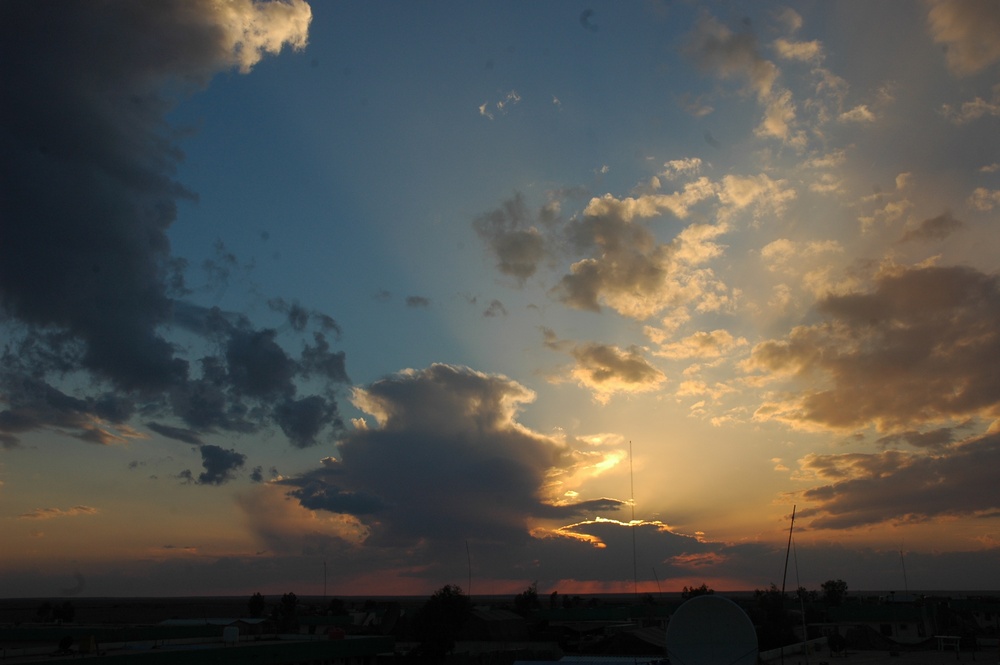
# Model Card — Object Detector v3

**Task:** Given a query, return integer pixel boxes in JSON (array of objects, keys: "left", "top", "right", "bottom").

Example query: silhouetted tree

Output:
[
  {"left": 549, "top": 590, "right": 559, "bottom": 609},
  {"left": 273, "top": 592, "right": 298, "bottom": 632},
  {"left": 36, "top": 602, "right": 53, "bottom": 622},
  {"left": 681, "top": 583, "right": 714, "bottom": 599},
  {"left": 410, "top": 584, "right": 472, "bottom": 663},
  {"left": 52, "top": 601, "right": 75, "bottom": 623},
  {"left": 821, "top": 579, "right": 848, "bottom": 606},
  {"left": 513, "top": 581, "right": 540, "bottom": 615},
  {"left": 753, "top": 584, "right": 795, "bottom": 650},
  {"left": 247, "top": 592, "right": 265, "bottom": 618},
  {"left": 327, "top": 598, "right": 348, "bottom": 616}
]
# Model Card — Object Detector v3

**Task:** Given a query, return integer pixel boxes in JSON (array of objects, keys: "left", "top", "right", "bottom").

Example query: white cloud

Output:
[
  {"left": 660, "top": 158, "right": 704, "bottom": 180},
  {"left": 227, "top": 0, "right": 311, "bottom": 71},
  {"left": 497, "top": 90, "right": 521, "bottom": 111},
  {"left": 858, "top": 195, "right": 913, "bottom": 231},
  {"left": 654, "top": 329, "right": 748, "bottom": 360},
  {"left": 676, "top": 379, "right": 737, "bottom": 401},
  {"left": 679, "top": 93, "right": 714, "bottom": 117},
  {"left": 643, "top": 309, "right": 692, "bottom": 346},
  {"left": 839, "top": 104, "right": 876, "bottom": 123},
  {"left": 718, "top": 173, "right": 797, "bottom": 223},
  {"left": 583, "top": 176, "right": 717, "bottom": 222},
  {"left": 776, "top": 7, "right": 803, "bottom": 33},
  {"left": 809, "top": 173, "right": 843, "bottom": 195},
  {"left": 969, "top": 187, "right": 1000, "bottom": 211},
  {"left": 926, "top": 0, "right": 1000, "bottom": 76},
  {"left": 480, "top": 90, "right": 522, "bottom": 120},
  {"left": 803, "top": 149, "right": 847, "bottom": 170},
  {"left": 761, "top": 238, "right": 843, "bottom": 271},
  {"left": 755, "top": 89, "right": 801, "bottom": 144},
  {"left": 773, "top": 38, "right": 823, "bottom": 62},
  {"left": 942, "top": 85, "right": 1000, "bottom": 124}
]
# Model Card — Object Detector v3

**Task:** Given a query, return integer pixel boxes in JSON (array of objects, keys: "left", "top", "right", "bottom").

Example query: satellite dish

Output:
[{"left": 666, "top": 595, "right": 758, "bottom": 665}]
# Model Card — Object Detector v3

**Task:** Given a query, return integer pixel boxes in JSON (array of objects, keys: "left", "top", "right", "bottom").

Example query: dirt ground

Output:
[
  {"left": 767, "top": 649, "right": 1000, "bottom": 665},
  {"left": 0, "top": 596, "right": 266, "bottom": 625}
]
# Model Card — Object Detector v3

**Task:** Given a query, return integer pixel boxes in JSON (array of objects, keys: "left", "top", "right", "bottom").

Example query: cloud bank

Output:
[{"left": 0, "top": 1, "right": 346, "bottom": 463}]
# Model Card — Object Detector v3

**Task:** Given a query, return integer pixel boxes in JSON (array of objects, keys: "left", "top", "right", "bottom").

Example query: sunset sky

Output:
[{"left": 2, "top": 0, "right": 1000, "bottom": 599}]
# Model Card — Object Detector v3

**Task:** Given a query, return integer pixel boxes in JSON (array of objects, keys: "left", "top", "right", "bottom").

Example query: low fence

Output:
[{"left": 760, "top": 636, "right": 830, "bottom": 661}]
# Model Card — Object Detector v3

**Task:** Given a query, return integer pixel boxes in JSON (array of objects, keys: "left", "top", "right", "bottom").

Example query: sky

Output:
[{"left": 1, "top": 0, "right": 1000, "bottom": 599}]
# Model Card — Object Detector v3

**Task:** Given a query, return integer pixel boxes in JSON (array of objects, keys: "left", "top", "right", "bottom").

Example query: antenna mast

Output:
[
  {"left": 780, "top": 506, "right": 796, "bottom": 665},
  {"left": 630, "top": 440, "right": 638, "bottom": 599},
  {"left": 900, "top": 549, "right": 909, "bottom": 597},
  {"left": 466, "top": 540, "right": 473, "bottom": 601}
]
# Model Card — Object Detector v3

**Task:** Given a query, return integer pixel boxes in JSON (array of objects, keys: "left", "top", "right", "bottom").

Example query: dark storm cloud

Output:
[
  {"left": 405, "top": 296, "right": 431, "bottom": 308},
  {"left": 249, "top": 465, "right": 278, "bottom": 483},
  {"left": 225, "top": 328, "right": 297, "bottom": 399},
  {"left": 164, "top": 305, "right": 348, "bottom": 447},
  {"left": 795, "top": 431, "right": 1000, "bottom": 530},
  {"left": 0, "top": 372, "right": 138, "bottom": 446},
  {"left": 0, "top": 1, "right": 336, "bottom": 457},
  {"left": 897, "top": 212, "right": 964, "bottom": 243},
  {"left": 276, "top": 364, "right": 623, "bottom": 554},
  {"left": 0, "top": 377, "right": 96, "bottom": 435},
  {"left": 534, "top": 497, "right": 626, "bottom": 519},
  {"left": 275, "top": 395, "right": 342, "bottom": 448},
  {"left": 473, "top": 193, "right": 555, "bottom": 282},
  {"left": 483, "top": 300, "right": 508, "bottom": 318},
  {"left": 269, "top": 298, "right": 312, "bottom": 332},
  {"left": 167, "top": 356, "right": 253, "bottom": 433},
  {"left": 0, "top": 0, "right": 312, "bottom": 391},
  {"left": 269, "top": 298, "right": 342, "bottom": 338},
  {"left": 530, "top": 519, "right": 717, "bottom": 581},
  {"left": 147, "top": 422, "right": 204, "bottom": 445},
  {"left": 285, "top": 467, "right": 387, "bottom": 515},
  {"left": 300, "top": 333, "right": 349, "bottom": 383},
  {"left": 749, "top": 264, "right": 1000, "bottom": 431},
  {"left": 183, "top": 444, "right": 247, "bottom": 486},
  {"left": 163, "top": 305, "right": 349, "bottom": 447},
  {"left": 875, "top": 425, "right": 966, "bottom": 450}
]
